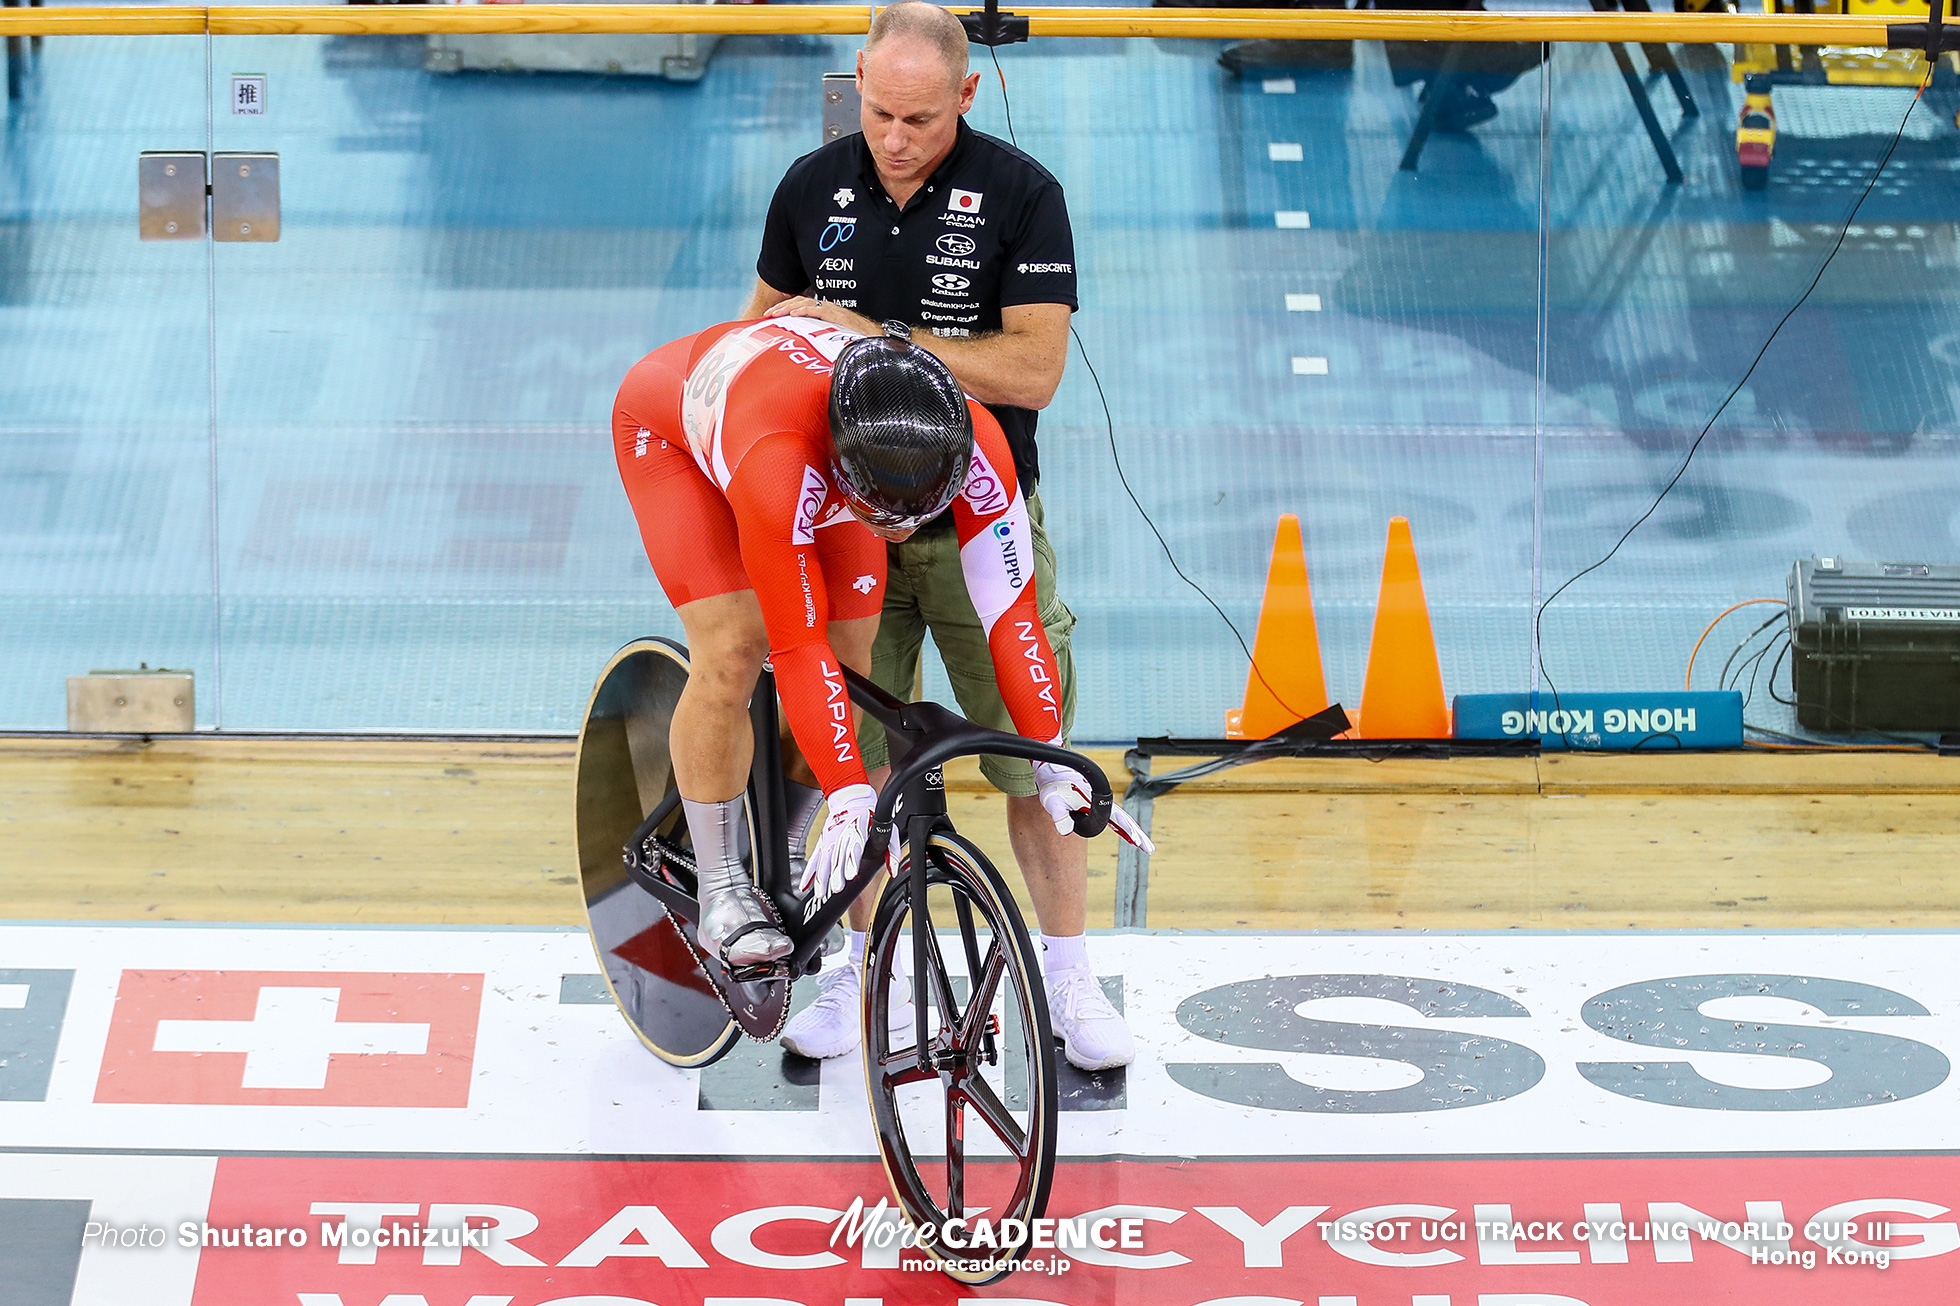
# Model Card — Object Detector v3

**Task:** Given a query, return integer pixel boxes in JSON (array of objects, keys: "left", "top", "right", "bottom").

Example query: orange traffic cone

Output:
[
  {"left": 1225, "top": 513, "right": 1329, "bottom": 739},
  {"left": 1356, "top": 516, "right": 1449, "bottom": 739}
]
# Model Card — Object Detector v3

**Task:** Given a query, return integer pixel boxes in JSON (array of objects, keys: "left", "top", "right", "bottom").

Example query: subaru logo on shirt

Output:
[
  {"left": 936, "top": 233, "right": 976, "bottom": 257},
  {"left": 931, "top": 273, "right": 971, "bottom": 293}
]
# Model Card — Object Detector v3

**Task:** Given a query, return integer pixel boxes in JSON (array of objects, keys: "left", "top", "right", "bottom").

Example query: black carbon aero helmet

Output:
[{"left": 828, "top": 327, "right": 974, "bottom": 531}]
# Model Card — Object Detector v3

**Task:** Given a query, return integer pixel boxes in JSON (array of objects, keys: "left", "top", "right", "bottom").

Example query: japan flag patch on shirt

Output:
[{"left": 947, "top": 189, "right": 983, "bottom": 214}]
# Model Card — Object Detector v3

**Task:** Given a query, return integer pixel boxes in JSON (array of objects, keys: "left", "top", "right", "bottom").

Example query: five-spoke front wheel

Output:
[{"left": 862, "top": 831, "right": 1057, "bottom": 1285}]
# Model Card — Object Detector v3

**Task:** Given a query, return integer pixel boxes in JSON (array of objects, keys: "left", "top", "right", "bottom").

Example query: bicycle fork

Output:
[{"left": 896, "top": 763, "right": 949, "bottom": 1070}]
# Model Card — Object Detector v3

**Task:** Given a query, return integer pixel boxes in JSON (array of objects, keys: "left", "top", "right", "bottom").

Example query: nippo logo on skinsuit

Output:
[
  {"left": 791, "top": 466, "right": 827, "bottom": 545},
  {"left": 95, "top": 970, "right": 482, "bottom": 1107},
  {"left": 994, "top": 522, "right": 1024, "bottom": 589}
]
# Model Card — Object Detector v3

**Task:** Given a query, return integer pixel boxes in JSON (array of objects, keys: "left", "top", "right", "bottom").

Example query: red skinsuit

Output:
[{"left": 613, "top": 316, "right": 1064, "bottom": 796}]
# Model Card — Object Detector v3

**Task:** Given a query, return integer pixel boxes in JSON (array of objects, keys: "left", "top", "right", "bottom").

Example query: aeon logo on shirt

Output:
[
  {"left": 791, "top": 466, "right": 828, "bottom": 545},
  {"left": 960, "top": 450, "right": 1008, "bottom": 517}
]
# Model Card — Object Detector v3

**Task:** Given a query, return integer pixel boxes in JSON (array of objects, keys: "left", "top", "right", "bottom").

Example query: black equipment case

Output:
[{"left": 1787, "top": 557, "right": 1960, "bottom": 733}]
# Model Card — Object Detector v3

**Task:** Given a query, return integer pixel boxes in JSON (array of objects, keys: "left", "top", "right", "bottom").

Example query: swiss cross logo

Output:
[{"left": 95, "top": 970, "right": 483, "bottom": 1107}]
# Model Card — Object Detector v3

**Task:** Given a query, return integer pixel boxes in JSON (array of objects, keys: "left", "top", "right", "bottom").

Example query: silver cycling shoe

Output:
[{"left": 697, "top": 881, "right": 791, "bottom": 969}]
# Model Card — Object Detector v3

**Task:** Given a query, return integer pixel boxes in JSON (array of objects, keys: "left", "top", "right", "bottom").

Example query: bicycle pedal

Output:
[{"left": 725, "top": 961, "right": 790, "bottom": 985}]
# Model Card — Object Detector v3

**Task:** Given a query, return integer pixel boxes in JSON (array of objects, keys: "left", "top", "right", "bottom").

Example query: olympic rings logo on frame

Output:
[{"left": 820, "top": 220, "right": 856, "bottom": 252}]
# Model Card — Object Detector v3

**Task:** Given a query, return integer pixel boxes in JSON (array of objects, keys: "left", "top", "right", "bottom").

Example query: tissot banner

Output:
[
  {"left": 180, "top": 1153, "right": 1958, "bottom": 1305},
  {"left": 4, "top": 922, "right": 1959, "bottom": 1306}
]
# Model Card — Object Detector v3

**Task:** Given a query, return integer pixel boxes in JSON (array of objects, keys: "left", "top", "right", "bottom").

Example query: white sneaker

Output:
[
  {"left": 1046, "top": 967, "right": 1134, "bottom": 1071},
  {"left": 781, "top": 956, "right": 914, "bottom": 1060}
]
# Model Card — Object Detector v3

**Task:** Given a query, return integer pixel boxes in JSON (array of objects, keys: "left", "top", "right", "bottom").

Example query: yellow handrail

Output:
[
  {"left": 1, "top": 6, "right": 206, "bottom": 34},
  {"left": 0, "top": 4, "right": 1918, "bottom": 45}
]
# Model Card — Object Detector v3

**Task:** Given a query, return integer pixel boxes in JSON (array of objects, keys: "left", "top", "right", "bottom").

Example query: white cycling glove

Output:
[
  {"left": 1032, "top": 758, "right": 1156, "bottom": 852},
  {"left": 799, "top": 783, "right": 894, "bottom": 897}
]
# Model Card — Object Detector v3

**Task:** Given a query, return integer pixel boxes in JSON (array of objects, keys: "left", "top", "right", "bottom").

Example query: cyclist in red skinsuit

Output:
[{"left": 613, "top": 315, "right": 1099, "bottom": 969}]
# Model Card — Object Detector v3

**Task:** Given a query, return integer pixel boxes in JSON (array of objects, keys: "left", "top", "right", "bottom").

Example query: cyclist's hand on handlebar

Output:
[
  {"left": 1032, "top": 759, "right": 1156, "bottom": 853},
  {"left": 799, "top": 783, "right": 892, "bottom": 897}
]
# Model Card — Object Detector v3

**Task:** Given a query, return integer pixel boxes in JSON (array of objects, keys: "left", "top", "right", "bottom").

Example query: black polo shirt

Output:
[{"left": 755, "top": 117, "right": 1078, "bottom": 496}]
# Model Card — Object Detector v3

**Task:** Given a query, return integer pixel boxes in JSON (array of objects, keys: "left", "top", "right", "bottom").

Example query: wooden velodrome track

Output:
[{"left": 5, "top": 733, "right": 1958, "bottom": 929}]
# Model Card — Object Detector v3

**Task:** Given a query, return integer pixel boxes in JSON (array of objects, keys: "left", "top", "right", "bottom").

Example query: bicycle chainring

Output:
[{"left": 665, "top": 896, "right": 792, "bottom": 1042}]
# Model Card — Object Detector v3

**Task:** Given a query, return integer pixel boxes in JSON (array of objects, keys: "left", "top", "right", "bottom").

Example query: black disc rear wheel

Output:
[
  {"left": 575, "top": 637, "right": 741, "bottom": 1068},
  {"left": 862, "top": 831, "right": 1057, "bottom": 1285}
]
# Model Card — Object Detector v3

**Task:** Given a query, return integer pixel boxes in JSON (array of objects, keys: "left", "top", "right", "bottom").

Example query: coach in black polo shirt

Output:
[{"left": 739, "top": 1, "right": 1132, "bottom": 1074}]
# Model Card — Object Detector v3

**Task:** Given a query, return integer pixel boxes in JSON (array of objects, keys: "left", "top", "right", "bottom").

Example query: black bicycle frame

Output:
[{"left": 621, "top": 662, "right": 1115, "bottom": 982}]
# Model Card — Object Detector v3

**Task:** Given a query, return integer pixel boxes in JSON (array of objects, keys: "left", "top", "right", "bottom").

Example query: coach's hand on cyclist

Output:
[
  {"left": 1032, "top": 758, "right": 1155, "bottom": 852},
  {"left": 799, "top": 783, "right": 898, "bottom": 897}
]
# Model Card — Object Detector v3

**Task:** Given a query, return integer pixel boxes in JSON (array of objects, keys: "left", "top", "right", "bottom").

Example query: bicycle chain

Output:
[{"left": 644, "top": 833, "right": 793, "bottom": 1042}]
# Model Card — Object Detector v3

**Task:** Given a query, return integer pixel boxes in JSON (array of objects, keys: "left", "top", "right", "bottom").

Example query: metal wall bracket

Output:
[
  {"left": 139, "top": 151, "right": 280, "bottom": 242},
  {"left": 67, "top": 668, "right": 195, "bottom": 733},
  {"left": 212, "top": 152, "right": 279, "bottom": 242},
  {"left": 822, "top": 72, "right": 859, "bottom": 144},
  {"left": 138, "top": 152, "right": 206, "bottom": 240}
]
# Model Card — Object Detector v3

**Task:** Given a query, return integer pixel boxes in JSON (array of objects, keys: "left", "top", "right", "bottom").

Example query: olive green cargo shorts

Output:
[{"left": 859, "top": 491, "right": 1077, "bottom": 797}]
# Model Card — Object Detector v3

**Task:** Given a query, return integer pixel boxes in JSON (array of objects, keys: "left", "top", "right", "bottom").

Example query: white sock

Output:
[
  {"left": 1040, "top": 932, "right": 1089, "bottom": 974},
  {"left": 848, "top": 929, "right": 867, "bottom": 967}
]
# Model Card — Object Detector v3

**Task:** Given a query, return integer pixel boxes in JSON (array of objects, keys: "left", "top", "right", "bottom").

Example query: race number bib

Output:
[
  {"left": 679, "top": 318, "right": 862, "bottom": 484},
  {"left": 680, "top": 325, "right": 770, "bottom": 480}
]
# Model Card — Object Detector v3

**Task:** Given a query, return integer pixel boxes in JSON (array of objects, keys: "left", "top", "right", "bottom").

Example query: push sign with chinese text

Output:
[{"left": 231, "top": 75, "right": 266, "bottom": 116}]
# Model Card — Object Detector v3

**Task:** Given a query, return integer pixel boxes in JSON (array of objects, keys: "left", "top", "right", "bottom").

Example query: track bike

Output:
[{"left": 573, "top": 636, "right": 1116, "bottom": 1284}]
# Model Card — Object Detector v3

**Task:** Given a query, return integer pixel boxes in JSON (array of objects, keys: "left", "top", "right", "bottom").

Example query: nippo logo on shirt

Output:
[
  {"left": 95, "top": 969, "right": 483, "bottom": 1108},
  {"left": 792, "top": 465, "right": 828, "bottom": 545},
  {"left": 947, "top": 188, "right": 983, "bottom": 214}
]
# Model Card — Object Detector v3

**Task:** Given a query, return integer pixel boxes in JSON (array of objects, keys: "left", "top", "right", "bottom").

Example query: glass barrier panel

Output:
[
  {"left": 1538, "top": 34, "right": 1959, "bottom": 738},
  {"left": 1010, "top": 29, "right": 1545, "bottom": 742},
  {"left": 200, "top": 21, "right": 1545, "bottom": 736},
  {"left": 207, "top": 26, "right": 827, "bottom": 729},
  {"left": 0, "top": 29, "right": 214, "bottom": 729}
]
